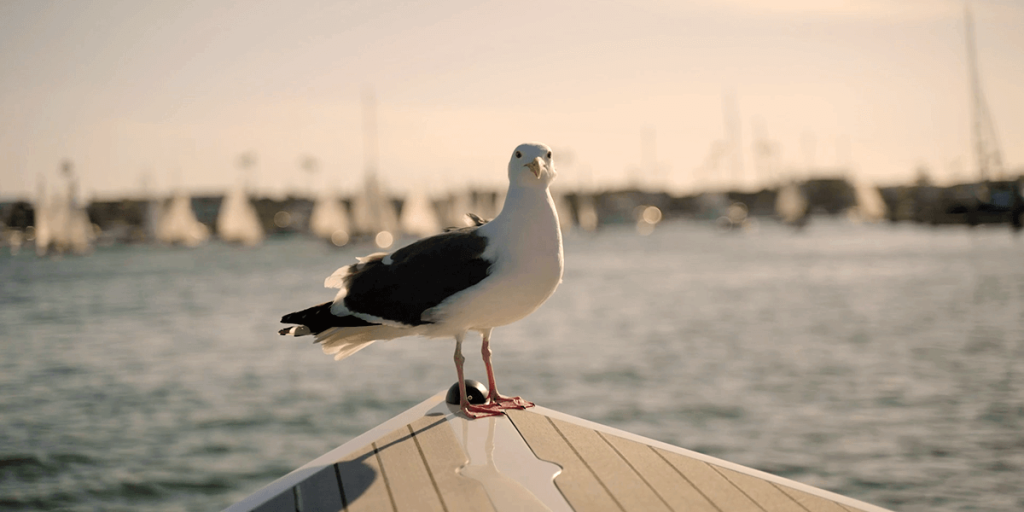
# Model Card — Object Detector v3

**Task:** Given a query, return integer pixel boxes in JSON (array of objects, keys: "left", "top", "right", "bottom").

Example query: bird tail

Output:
[
  {"left": 279, "top": 302, "right": 337, "bottom": 336},
  {"left": 279, "top": 302, "right": 410, "bottom": 361},
  {"left": 313, "top": 325, "right": 411, "bottom": 361}
]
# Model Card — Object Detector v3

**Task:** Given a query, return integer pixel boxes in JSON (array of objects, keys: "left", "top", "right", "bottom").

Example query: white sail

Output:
[
  {"left": 157, "top": 192, "right": 209, "bottom": 247},
  {"left": 849, "top": 180, "right": 887, "bottom": 222},
  {"left": 439, "top": 190, "right": 474, "bottom": 229},
  {"left": 309, "top": 191, "right": 350, "bottom": 241},
  {"left": 350, "top": 174, "right": 398, "bottom": 237},
  {"left": 216, "top": 187, "right": 265, "bottom": 246},
  {"left": 34, "top": 175, "right": 94, "bottom": 256},
  {"left": 399, "top": 190, "right": 441, "bottom": 237},
  {"left": 34, "top": 181, "right": 52, "bottom": 256},
  {"left": 775, "top": 181, "right": 808, "bottom": 224}
]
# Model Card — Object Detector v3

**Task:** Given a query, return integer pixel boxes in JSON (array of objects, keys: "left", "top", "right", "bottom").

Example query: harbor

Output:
[
  {"left": 3, "top": 172, "right": 1024, "bottom": 255},
  {"left": 2, "top": 222, "right": 1022, "bottom": 511},
  {"left": 2, "top": 2, "right": 1023, "bottom": 511}
]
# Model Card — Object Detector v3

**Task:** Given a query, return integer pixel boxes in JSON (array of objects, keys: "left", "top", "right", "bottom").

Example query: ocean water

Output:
[{"left": 1, "top": 219, "right": 1022, "bottom": 511}]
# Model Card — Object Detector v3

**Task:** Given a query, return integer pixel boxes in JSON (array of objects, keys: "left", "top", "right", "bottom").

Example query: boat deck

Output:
[{"left": 226, "top": 392, "right": 891, "bottom": 512}]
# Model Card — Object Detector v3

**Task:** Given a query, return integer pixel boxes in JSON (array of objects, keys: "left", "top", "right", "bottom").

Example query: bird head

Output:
[{"left": 507, "top": 143, "right": 556, "bottom": 188}]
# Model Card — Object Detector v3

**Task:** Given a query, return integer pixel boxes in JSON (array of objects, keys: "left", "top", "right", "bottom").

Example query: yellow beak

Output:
[{"left": 526, "top": 157, "right": 544, "bottom": 179}]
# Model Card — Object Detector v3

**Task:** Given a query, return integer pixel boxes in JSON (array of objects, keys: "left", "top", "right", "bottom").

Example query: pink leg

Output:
[
  {"left": 454, "top": 334, "right": 503, "bottom": 418},
  {"left": 481, "top": 329, "right": 534, "bottom": 410}
]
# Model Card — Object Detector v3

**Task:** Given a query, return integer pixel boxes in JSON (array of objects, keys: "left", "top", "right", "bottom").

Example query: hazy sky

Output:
[{"left": 1, "top": 0, "right": 1021, "bottom": 200}]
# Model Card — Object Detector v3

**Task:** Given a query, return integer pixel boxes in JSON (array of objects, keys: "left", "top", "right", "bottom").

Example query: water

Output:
[{"left": 1, "top": 220, "right": 1022, "bottom": 511}]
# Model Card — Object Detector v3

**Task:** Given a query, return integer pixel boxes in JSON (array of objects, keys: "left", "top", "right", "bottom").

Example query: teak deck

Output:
[{"left": 226, "top": 393, "right": 892, "bottom": 512}]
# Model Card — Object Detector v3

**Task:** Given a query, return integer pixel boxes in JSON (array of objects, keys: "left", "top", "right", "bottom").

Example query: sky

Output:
[{"left": 1, "top": 0, "right": 1022, "bottom": 200}]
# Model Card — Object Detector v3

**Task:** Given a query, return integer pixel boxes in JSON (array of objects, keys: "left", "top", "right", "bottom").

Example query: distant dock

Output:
[
  {"left": 4, "top": 175, "right": 1023, "bottom": 252},
  {"left": 226, "top": 390, "right": 891, "bottom": 512}
]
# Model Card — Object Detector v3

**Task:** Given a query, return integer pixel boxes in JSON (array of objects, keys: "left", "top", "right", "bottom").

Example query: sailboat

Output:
[
  {"left": 309, "top": 190, "right": 351, "bottom": 246},
  {"left": 349, "top": 173, "right": 399, "bottom": 247},
  {"left": 775, "top": 180, "right": 809, "bottom": 227},
  {"left": 156, "top": 192, "right": 209, "bottom": 247},
  {"left": 440, "top": 190, "right": 474, "bottom": 229},
  {"left": 351, "top": 90, "right": 399, "bottom": 248},
  {"left": 399, "top": 189, "right": 441, "bottom": 237},
  {"left": 848, "top": 181, "right": 887, "bottom": 222},
  {"left": 34, "top": 166, "right": 95, "bottom": 256},
  {"left": 34, "top": 180, "right": 52, "bottom": 256},
  {"left": 216, "top": 186, "right": 265, "bottom": 246}
]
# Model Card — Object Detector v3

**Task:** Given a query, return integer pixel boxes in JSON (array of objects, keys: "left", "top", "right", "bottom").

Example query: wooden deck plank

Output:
[
  {"left": 296, "top": 465, "right": 344, "bottom": 512},
  {"left": 548, "top": 416, "right": 672, "bottom": 512},
  {"left": 373, "top": 423, "right": 446, "bottom": 512},
  {"left": 656, "top": 447, "right": 763, "bottom": 512},
  {"left": 600, "top": 432, "right": 719, "bottom": 512},
  {"left": 251, "top": 488, "right": 295, "bottom": 512},
  {"left": 773, "top": 484, "right": 851, "bottom": 512},
  {"left": 408, "top": 415, "right": 495, "bottom": 512},
  {"left": 715, "top": 466, "right": 807, "bottom": 512},
  {"left": 506, "top": 409, "right": 621, "bottom": 512},
  {"left": 337, "top": 438, "right": 395, "bottom": 512}
]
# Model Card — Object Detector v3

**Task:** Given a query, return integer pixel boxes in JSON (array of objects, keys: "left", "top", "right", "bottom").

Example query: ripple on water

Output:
[{"left": 2, "top": 225, "right": 1023, "bottom": 512}]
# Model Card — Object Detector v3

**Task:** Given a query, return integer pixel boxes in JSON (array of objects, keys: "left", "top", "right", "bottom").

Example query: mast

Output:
[
  {"left": 362, "top": 89, "right": 379, "bottom": 179},
  {"left": 723, "top": 91, "right": 743, "bottom": 188},
  {"left": 964, "top": 3, "right": 1004, "bottom": 181}
]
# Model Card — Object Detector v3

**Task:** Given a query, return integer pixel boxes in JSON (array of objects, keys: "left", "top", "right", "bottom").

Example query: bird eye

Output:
[
  {"left": 515, "top": 151, "right": 522, "bottom": 158},
  {"left": 546, "top": 151, "right": 552, "bottom": 159}
]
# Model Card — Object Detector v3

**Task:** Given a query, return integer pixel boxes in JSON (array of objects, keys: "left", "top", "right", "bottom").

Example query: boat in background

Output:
[
  {"left": 308, "top": 190, "right": 351, "bottom": 246},
  {"left": 439, "top": 189, "right": 475, "bottom": 229},
  {"left": 775, "top": 180, "right": 809, "bottom": 227},
  {"left": 849, "top": 181, "right": 888, "bottom": 223},
  {"left": 34, "top": 164, "right": 95, "bottom": 257},
  {"left": 156, "top": 192, "right": 209, "bottom": 247},
  {"left": 399, "top": 189, "right": 441, "bottom": 237},
  {"left": 350, "top": 174, "right": 399, "bottom": 248},
  {"left": 217, "top": 186, "right": 265, "bottom": 246}
]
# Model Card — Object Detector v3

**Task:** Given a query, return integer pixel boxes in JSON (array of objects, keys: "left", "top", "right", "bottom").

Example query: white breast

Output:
[{"left": 420, "top": 187, "right": 564, "bottom": 335}]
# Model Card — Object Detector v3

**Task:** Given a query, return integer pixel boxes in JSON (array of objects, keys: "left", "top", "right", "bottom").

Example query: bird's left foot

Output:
[{"left": 488, "top": 394, "right": 534, "bottom": 410}]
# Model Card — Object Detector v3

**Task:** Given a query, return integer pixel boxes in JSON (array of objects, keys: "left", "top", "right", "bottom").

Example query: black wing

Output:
[{"left": 341, "top": 226, "right": 493, "bottom": 326}]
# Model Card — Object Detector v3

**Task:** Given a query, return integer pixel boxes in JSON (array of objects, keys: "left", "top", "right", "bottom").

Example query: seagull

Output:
[{"left": 279, "top": 143, "right": 564, "bottom": 418}]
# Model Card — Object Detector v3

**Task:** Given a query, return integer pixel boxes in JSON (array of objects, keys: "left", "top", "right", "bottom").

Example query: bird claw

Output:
[
  {"left": 488, "top": 394, "right": 534, "bottom": 410},
  {"left": 459, "top": 395, "right": 534, "bottom": 418},
  {"left": 460, "top": 402, "right": 506, "bottom": 419}
]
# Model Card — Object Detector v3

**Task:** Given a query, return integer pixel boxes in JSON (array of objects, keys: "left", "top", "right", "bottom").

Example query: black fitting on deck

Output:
[{"left": 446, "top": 380, "right": 488, "bottom": 405}]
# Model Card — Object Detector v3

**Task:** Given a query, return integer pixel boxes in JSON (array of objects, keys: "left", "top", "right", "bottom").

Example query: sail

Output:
[
  {"left": 775, "top": 181, "right": 808, "bottom": 224},
  {"left": 350, "top": 174, "right": 398, "bottom": 237},
  {"left": 309, "top": 191, "right": 350, "bottom": 241},
  {"left": 34, "top": 176, "right": 94, "bottom": 256},
  {"left": 216, "top": 187, "right": 265, "bottom": 246},
  {"left": 399, "top": 190, "right": 441, "bottom": 237},
  {"left": 850, "top": 181, "right": 887, "bottom": 222},
  {"left": 440, "top": 190, "right": 474, "bottom": 229},
  {"left": 34, "top": 182, "right": 52, "bottom": 256},
  {"left": 157, "top": 192, "right": 210, "bottom": 247}
]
